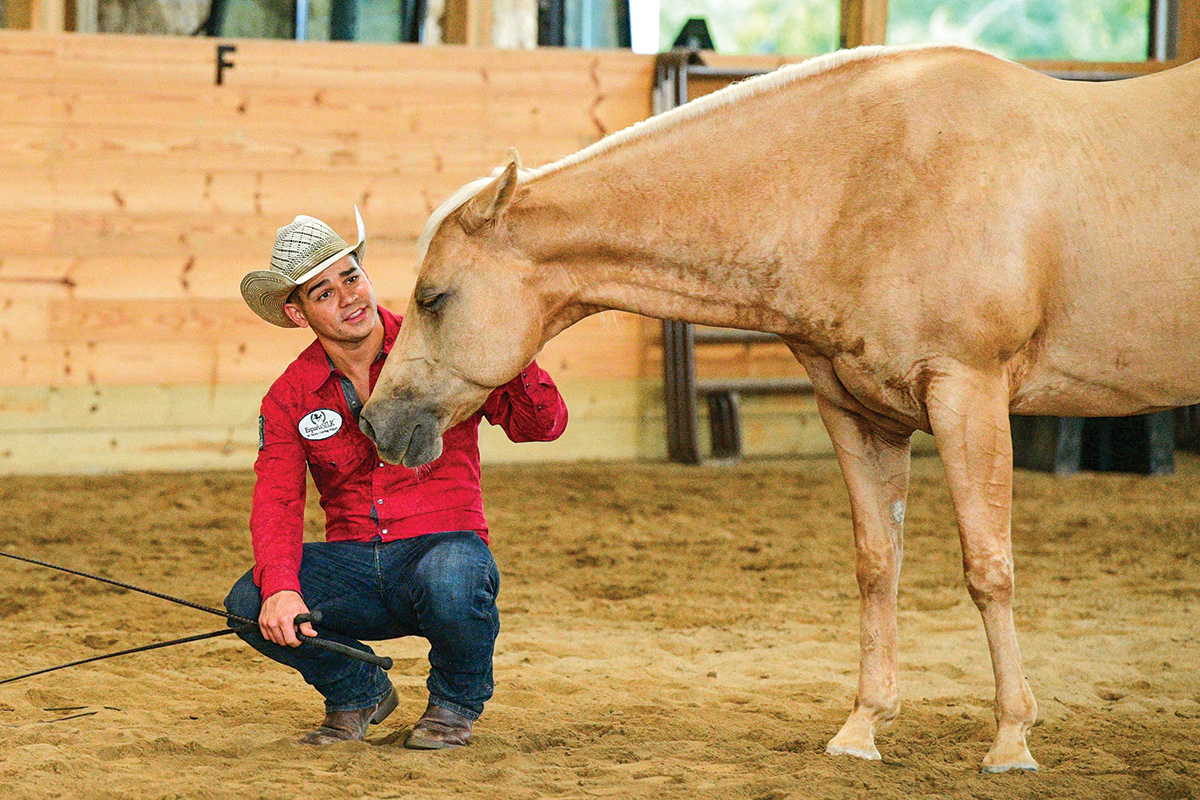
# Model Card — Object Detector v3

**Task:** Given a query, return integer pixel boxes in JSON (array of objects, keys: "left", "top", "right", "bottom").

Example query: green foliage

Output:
[
  {"left": 888, "top": 0, "right": 1150, "bottom": 61},
  {"left": 659, "top": 0, "right": 838, "bottom": 55},
  {"left": 659, "top": 0, "right": 1150, "bottom": 61}
]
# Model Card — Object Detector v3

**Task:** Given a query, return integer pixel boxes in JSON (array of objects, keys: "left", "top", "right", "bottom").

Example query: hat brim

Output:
[{"left": 242, "top": 208, "right": 366, "bottom": 328}]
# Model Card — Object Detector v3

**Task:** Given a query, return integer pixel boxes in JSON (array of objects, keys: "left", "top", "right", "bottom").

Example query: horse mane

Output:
[{"left": 415, "top": 43, "right": 963, "bottom": 260}]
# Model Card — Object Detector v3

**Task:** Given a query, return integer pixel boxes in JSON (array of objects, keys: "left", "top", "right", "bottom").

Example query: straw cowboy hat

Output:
[{"left": 241, "top": 207, "right": 366, "bottom": 328}]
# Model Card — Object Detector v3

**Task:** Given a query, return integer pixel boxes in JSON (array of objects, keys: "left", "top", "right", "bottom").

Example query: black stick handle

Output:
[
  {"left": 292, "top": 611, "right": 392, "bottom": 670},
  {"left": 295, "top": 610, "right": 323, "bottom": 626}
]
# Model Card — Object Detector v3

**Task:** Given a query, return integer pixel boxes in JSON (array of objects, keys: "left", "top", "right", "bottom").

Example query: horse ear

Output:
[{"left": 460, "top": 157, "right": 519, "bottom": 234}]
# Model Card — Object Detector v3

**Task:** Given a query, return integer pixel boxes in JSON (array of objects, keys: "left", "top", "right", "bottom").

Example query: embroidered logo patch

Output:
[{"left": 298, "top": 409, "right": 343, "bottom": 441}]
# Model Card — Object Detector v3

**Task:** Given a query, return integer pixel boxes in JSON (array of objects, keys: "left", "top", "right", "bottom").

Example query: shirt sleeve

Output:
[
  {"left": 481, "top": 360, "right": 568, "bottom": 443},
  {"left": 249, "top": 393, "right": 308, "bottom": 599}
]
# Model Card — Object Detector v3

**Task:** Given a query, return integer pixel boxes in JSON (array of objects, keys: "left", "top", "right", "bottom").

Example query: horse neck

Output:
[
  {"left": 512, "top": 153, "right": 823, "bottom": 336},
  {"left": 502, "top": 52, "right": 913, "bottom": 338}
]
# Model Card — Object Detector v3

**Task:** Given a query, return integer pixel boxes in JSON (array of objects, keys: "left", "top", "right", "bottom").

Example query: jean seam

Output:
[
  {"left": 428, "top": 696, "right": 481, "bottom": 721},
  {"left": 326, "top": 682, "right": 393, "bottom": 714}
]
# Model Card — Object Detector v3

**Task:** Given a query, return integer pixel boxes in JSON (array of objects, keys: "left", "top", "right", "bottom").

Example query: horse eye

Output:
[{"left": 417, "top": 292, "right": 448, "bottom": 313}]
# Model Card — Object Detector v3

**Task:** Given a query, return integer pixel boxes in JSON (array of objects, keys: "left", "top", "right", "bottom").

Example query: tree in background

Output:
[
  {"left": 660, "top": 0, "right": 838, "bottom": 54},
  {"left": 660, "top": 0, "right": 1150, "bottom": 61},
  {"left": 889, "top": 0, "right": 1149, "bottom": 61}
]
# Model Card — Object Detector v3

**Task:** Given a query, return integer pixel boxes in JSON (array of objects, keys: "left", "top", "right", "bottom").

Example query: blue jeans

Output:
[{"left": 224, "top": 531, "right": 500, "bottom": 720}]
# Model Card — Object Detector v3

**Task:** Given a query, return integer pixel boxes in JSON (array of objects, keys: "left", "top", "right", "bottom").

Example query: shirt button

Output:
[
  {"left": 378, "top": 462, "right": 384, "bottom": 468},
  {"left": 377, "top": 499, "right": 383, "bottom": 504},
  {"left": 382, "top": 529, "right": 388, "bottom": 534}
]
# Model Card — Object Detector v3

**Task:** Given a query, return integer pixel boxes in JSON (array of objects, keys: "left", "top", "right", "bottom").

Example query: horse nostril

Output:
[{"left": 359, "top": 414, "right": 375, "bottom": 441}]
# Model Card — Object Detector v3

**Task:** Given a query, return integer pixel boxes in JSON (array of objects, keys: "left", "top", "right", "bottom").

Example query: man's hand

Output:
[{"left": 259, "top": 590, "right": 317, "bottom": 647}]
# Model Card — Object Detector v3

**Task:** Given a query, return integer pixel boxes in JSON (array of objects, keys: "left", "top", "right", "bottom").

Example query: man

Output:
[{"left": 226, "top": 208, "right": 567, "bottom": 749}]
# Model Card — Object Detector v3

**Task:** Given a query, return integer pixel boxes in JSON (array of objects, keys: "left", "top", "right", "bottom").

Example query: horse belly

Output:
[
  {"left": 1010, "top": 313, "right": 1200, "bottom": 417},
  {"left": 1011, "top": 131, "right": 1200, "bottom": 416}
]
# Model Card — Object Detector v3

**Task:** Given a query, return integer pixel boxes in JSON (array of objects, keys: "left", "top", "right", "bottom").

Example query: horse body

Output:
[
  {"left": 360, "top": 45, "right": 1200, "bottom": 771},
  {"left": 503, "top": 47, "right": 1200, "bottom": 427},
  {"left": 1011, "top": 68, "right": 1200, "bottom": 416}
]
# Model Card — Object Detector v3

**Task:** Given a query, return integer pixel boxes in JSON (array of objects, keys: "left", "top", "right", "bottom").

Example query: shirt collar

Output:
[
  {"left": 378, "top": 306, "right": 402, "bottom": 356},
  {"left": 295, "top": 306, "right": 403, "bottom": 393}
]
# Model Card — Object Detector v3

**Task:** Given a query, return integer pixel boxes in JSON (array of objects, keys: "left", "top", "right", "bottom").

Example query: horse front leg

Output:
[
  {"left": 815, "top": 394, "right": 912, "bottom": 761},
  {"left": 925, "top": 366, "right": 1038, "bottom": 773}
]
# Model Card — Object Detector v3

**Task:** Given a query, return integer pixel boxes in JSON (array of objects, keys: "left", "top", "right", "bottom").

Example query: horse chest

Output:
[{"left": 803, "top": 348, "right": 929, "bottom": 433}]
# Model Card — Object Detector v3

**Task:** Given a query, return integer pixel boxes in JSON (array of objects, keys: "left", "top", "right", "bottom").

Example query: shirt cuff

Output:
[{"left": 257, "top": 563, "right": 302, "bottom": 599}]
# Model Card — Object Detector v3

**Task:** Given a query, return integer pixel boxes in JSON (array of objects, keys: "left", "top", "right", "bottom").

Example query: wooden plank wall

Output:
[{"left": 0, "top": 31, "right": 701, "bottom": 474}]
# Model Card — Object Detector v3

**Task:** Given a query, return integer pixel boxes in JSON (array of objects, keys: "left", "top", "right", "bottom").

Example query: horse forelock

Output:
[{"left": 415, "top": 43, "right": 973, "bottom": 263}]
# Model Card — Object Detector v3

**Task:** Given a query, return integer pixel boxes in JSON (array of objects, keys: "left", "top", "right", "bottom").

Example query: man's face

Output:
[{"left": 282, "top": 255, "right": 378, "bottom": 344}]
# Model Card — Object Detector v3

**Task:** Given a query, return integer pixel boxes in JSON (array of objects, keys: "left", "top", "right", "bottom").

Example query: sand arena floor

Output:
[{"left": 1, "top": 453, "right": 1198, "bottom": 799}]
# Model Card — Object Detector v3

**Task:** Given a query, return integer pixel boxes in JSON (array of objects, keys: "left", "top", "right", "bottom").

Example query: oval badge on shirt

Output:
[{"left": 298, "top": 409, "right": 343, "bottom": 441}]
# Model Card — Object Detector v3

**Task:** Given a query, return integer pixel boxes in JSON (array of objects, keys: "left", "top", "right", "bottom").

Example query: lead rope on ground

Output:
[
  {"left": 0, "top": 550, "right": 255, "bottom": 625},
  {"left": 0, "top": 550, "right": 392, "bottom": 682},
  {"left": 0, "top": 625, "right": 258, "bottom": 686}
]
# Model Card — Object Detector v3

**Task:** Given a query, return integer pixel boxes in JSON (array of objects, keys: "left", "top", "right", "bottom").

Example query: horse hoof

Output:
[
  {"left": 982, "top": 736, "right": 1038, "bottom": 774},
  {"left": 825, "top": 742, "right": 882, "bottom": 761},
  {"left": 981, "top": 761, "right": 1039, "bottom": 774}
]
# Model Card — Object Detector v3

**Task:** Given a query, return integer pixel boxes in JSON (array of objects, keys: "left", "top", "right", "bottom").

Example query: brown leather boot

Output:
[
  {"left": 403, "top": 702, "right": 474, "bottom": 750},
  {"left": 298, "top": 685, "right": 399, "bottom": 746}
]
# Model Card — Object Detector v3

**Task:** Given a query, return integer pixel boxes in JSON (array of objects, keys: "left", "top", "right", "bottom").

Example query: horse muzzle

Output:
[{"left": 359, "top": 403, "right": 444, "bottom": 468}]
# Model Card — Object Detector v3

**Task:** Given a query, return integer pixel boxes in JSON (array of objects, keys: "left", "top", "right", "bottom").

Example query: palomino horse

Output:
[{"left": 359, "top": 44, "right": 1200, "bottom": 772}]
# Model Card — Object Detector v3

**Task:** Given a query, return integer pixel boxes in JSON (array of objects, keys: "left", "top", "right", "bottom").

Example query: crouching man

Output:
[{"left": 226, "top": 208, "right": 567, "bottom": 748}]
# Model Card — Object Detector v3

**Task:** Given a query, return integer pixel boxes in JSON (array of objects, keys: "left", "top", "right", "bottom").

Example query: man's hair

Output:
[{"left": 284, "top": 253, "right": 360, "bottom": 308}]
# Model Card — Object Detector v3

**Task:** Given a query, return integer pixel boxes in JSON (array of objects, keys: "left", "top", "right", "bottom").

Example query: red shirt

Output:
[{"left": 251, "top": 307, "right": 568, "bottom": 599}]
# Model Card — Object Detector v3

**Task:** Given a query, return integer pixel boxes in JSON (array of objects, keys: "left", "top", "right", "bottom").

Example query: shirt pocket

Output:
[{"left": 305, "top": 439, "right": 367, "bottom": 472}]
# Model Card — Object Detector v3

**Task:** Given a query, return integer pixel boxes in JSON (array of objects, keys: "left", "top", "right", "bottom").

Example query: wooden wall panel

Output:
[
  {"left": 0, "top": 214, "right": 57, "bottom": 254},
  {"left": 0, "top": 31, "right": 665, "bottom": 474}
]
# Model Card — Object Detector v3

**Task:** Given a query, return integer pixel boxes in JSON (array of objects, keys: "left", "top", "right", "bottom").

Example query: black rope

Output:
[
  {"left": 0, "top": 550, "right": 394, "bottom": 678},
  {"left": 0, "top": 625, "right": 257, "bottom": 686},
  {"left": 0, "top": 550, "right": 255, "bottom": 626}
]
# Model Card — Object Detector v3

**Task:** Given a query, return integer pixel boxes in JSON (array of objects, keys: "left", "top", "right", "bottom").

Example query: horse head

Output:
[{"left": 360, "top": 154, "right": 550, "bottom": 467}]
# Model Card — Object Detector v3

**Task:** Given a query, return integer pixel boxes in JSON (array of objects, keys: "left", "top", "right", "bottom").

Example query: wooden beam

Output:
[
  {"left": 441, "top": 0, "right": 467, "bottom": 44},
  {"left": 6, "top": 0, "right": 33, "bottom": 29},
  {"left": 1023, "top": 59, "right": 1170, "bottom": 77},
  {"left": 1179, "top": 0, "right": 1200, "bottom": 62},
  {"left": 440, "top": 0, "right": 492, "bottom": 45},
  {"left": 30, "top": 0, "right": 67, "bottom": 32},
  {"left": 839, "top": 0, "right": 889, "bottom": 49}
]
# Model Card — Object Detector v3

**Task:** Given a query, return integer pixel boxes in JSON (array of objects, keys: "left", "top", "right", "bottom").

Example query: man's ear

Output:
[
  {"left": 459, "top": 158, "right": 519, "bottom": 234},
  {"left": 283, "top": 301, "right": 310, "bottom": 329}
]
